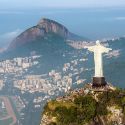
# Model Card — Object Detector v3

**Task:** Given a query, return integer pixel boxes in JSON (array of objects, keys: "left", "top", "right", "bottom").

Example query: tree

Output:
[{"left": 55, "top": 106, "right": 77, "bottom": 125}]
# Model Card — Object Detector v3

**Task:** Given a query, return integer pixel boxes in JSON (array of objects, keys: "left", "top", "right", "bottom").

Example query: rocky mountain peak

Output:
[
  {"left": 8, "top": 18, "right": 70, "bottom": 49},
  {"left": 37, "top": 18, "right": 69, "bottom": 38}
]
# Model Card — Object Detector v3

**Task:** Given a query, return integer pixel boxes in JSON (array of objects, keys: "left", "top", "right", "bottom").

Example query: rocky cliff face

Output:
[
  {"left": 38, "top": 18, "right": 69, "bottom": 38},
  {"left": 8, "top": 18, "right": 72, "bottom": 49},
  {"left": 41, "top": 84, "right": 125, "bottom": 125}
]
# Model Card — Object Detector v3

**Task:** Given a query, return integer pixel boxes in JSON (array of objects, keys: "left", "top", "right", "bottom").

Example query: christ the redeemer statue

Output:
[{"left": 85, "top": 40, "right": 112, "bottom": 87}]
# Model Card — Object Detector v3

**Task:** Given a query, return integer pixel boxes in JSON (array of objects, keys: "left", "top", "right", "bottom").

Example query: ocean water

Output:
[{"left": 0, "top": 7, "right": 125, "bottom": 47}]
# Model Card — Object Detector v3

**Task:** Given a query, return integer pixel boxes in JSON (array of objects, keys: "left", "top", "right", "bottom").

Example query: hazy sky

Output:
[{"left": 0, "top": 0, "right": 125, "bottom": 9}]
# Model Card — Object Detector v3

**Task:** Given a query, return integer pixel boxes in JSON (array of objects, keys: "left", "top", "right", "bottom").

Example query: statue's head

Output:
[{"left": 96, "top": 40, "right": 101, "bottom": 45}]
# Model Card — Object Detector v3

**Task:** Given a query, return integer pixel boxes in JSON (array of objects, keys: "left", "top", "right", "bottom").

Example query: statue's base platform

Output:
[
  {"left": 92, "top": 77, "right": 107, "bottom": 87},
  {"left": 84, "top": 83, "right": 116, "bottom": 92}
]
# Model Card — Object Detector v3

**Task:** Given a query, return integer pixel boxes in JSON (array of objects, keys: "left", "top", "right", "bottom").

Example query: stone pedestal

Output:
[{"left": 92, "top": 77, "right": 107, "bottom": 87}]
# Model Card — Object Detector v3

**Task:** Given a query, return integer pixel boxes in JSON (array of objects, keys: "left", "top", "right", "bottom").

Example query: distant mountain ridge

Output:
[{"left": 8, "top": 18, "right": 86, "bottom": 50}]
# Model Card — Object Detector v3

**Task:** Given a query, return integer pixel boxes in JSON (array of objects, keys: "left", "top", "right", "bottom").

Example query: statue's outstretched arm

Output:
[
  {"left": 84, "top": 46, "right": 94, "bottom": 52},
  {"left": 102, "top": 47, "right": 112, "bottom": 53}
]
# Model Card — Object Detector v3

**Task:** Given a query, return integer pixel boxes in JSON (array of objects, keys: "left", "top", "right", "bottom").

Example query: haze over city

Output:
[{"left": 0, "top": 0, "right": 125, "bottom": 8}]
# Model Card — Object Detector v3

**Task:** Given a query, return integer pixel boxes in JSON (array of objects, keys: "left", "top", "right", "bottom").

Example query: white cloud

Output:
[
  {"left": 114, "top": 17, "right": 125, "bottom": 20},
  {"left": 0, "top": 29, "right": 22, "bottom": 48}
]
